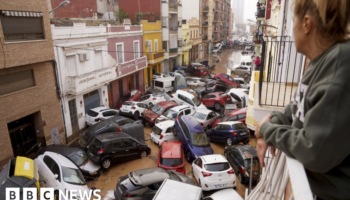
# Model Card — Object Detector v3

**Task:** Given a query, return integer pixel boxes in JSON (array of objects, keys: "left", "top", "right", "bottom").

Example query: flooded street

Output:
[{"left": 86, "top": 48, "right": 257, "bottom": 199}]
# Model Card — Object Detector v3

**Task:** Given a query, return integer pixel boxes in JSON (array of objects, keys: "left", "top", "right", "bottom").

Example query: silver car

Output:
[
  {"left": 114, "top": 168, "right": 195, "bottom": 200},
  {"left": 232, "top": 65, "right": 251, "bottom": 77}
]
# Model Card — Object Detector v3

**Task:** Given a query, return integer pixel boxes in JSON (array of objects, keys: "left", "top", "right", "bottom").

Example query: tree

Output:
[{"left": 115, "top": 8, "right": 128, "bottom": 23}]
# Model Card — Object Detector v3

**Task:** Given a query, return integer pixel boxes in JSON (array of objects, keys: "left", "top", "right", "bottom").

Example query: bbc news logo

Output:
[{"left": 6, "top": 188, "right": 101, "bottom": 200}]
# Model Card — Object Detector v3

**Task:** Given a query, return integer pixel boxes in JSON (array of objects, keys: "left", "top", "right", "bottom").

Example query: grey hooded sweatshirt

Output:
[{"left": 260, "top": 40, "right": 350, "bottom": 200}]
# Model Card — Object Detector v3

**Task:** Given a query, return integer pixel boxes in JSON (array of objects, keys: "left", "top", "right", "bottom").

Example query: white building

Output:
[{"left": 232, "top": 0, "right": 245, "bottom": 25}]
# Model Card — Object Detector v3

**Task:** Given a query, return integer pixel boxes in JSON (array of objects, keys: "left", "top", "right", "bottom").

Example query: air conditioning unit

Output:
[
  {"left": 146, "top": 40, "right": 151, "bottom": 46},
  {"left": 78, "top": 51, "right": 90, "bottom": 62}
]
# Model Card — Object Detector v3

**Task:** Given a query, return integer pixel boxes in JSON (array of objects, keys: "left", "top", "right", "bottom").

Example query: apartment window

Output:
[
  {"left": 162, "top": 17, "right": 168, "bottom": 28},
  {"left": 0, "top": 70, "right": 35, "bottom": 95},
  {"left": 162, "top": 41, "right": 168, "bottom": 50},
  {"left": 154, "top": 40, "right": 158, "bottom": 52},
  {"left": 95, "top": 51, "right": 103, "bottom": 69},
  {"left": 1, "top": 11, "right": 44, "bottom": 42},
  {"left": 116, "top": 43, "right": 124, "bottom": 64},
  {"left": 66, "top": 55, "right": 77, "bottom": 76},
  {"left": 113, "top": 0, "right": 118, "bottom": 3},
  {"left": 178, "top": 40, "right": 182, "bottom": 47},
  {"left": 147, "top": 40, "right": 152, "bottom": 53},
  {"left": 133, "top": 41, "right": 140, "bottom": 59}
]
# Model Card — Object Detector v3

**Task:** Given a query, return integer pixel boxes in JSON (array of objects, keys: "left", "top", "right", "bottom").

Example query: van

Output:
[{"left": 154, "top": 77, "right": 175, "bottom": 93}]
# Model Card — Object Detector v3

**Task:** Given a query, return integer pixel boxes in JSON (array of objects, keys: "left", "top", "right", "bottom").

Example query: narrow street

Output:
[{"left": 85, "top": 49, "right": 257, "bottom": 200}]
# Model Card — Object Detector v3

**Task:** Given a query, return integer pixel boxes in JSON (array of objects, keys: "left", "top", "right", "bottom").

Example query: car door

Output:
[
  {"left": 123, "top": 138, "right": 140, "bottom": 159},
  {"left": 108, "top": 139, "right": 126, "bottom": 162},
  {"left": 206, "top": 112, "right": 217, "bottom": 127},
  {"left": 201, "top": 94, "right": 211, "bottom": 106},
  {"left": 229, "top": 149, "right": 239, "bottom": 172},
  {"left": 42, "top": 155, "right": 62, "bottom": 189},
  {"left": 179, "top": 120, "right": 191, "bottom": 152},
  {"left": 210, "top": 124, "right": 221, "bottom": 142},
  {"left": 193, "top": 158, "right": 203, "bottom": 181},
  {"left": 137, "top": 103, "right": 147, "bottom": 115},
  {"left": 140, "top": 95, "right": 151, "bottom": 105}
]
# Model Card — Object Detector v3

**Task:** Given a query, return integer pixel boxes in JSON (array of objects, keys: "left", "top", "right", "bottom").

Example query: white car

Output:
[
  {"left": 192, "top": 109, "right": 220, "bottom": 131},
  {"left": 153, "top": 73, "right": 168, "bottom": 80},
  {"left": 192, "top": 154, "right": 236, "bottom": 191},
  {"left": 172, "top": 90, "right": 207, "bottom": 110},
  {"left": 203, "top": 189, "right": 243, "bottom": 200},
  {"left": 119, "top": 101, "right": 149, "bottom": 120},
  {"left": 139, "top": 92, "right": 172, "bottom": 107},
  {"left": 226, "top": 88, "right": 249, "bottom": 108},
  {"left": 35, "top": 152, "right": 90, "bottom": 199},
  {"left": 85, "top": 106, "right": 119, "bottom": 126},
  {"left": 234, "top": 78, "right": 249, "bottom": 89},
  {"left": 169, "top": 72, "right": 183, "bottom": 77},
  {"left": 213, "top": 43, "right": 223, "bottom": 53},
  {"left": 187, "top": 78, "right": 206, "bottom": 87},
  {"left": 156, "top": 105, "right": 195, "bottom": 123},
  {"left": 150, "top": 120, "right": 177, "bottom": 145}
]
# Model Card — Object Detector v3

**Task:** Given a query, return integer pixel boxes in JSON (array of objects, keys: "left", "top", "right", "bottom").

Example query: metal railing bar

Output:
[
  {"left": 290, "top": 48, "right": 299, "bottom": 103},
  {"left": 269, "top": 41, "right": 280, "bottom": 106},
  {"left": 283, "top": 42, "right": 293, "bottom": 107}
]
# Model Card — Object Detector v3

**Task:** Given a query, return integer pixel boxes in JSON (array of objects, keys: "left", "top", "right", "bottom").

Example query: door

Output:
[
  {"left": 140, "top": 95, "right": 151, "bottom": 105},
  {"left": 68, "top": 99, "right": 79, "bottom": 132},
  {"left": 193, "top": 158, "right": 203, "bottom": 182},
  {"left": 228, "top": 149, "right": 239, "bottom": 173},
  {"left": 108, "top": 84, "right": 113, "bottom": 108},
  {"left": 8, "top": 121, "right": 37, "bottom": 157},
  {"left": 109, "top": 139, "right": 126, "bottom": 162},
  {"left": 127, "top": 75, "right": 133, "bottom": 91},
  {"left": 123, "top": 139, "right": 140, "bottom": 159},
  {"left": 42, "top": 155, "right": 61, "bottom": 188},
  {"left": 83, "top": 90, "right": 100, "bottom": 113},
  {"left": 210, "top": 124, "right": 221, "bottom": 142},
  {"left": 206, "top": 112, "right": 217, "bottom": 127}
]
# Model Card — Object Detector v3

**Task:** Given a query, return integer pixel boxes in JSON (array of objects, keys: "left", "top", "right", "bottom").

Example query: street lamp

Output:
[
  {"left": 49, "top": 0, "right": 70, "bottom": 13},
  {"left": 247, "top": 19, "right": 256, "bottom": 23}
]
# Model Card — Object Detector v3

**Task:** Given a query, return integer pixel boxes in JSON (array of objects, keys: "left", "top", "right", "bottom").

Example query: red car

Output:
[
  {"left": 116, "top": 89, "right": 142, "bottom": 109},
  {"left": 200, "top": 92, "right": 232, "bottom": 110},
  {"left": 143, "top": 101, "right": 178, "bottom": 127},
  {"left": 193, "top": 66, "right": 210, "bottom": 77},
  {"left": 214, "top": 73, "right": 241, "bottom": 88},
  {"left": 158, "top": 141, "right": 186, "bottom": 174},
  {"left": 212, "top": 107, "right": 247, "bottom": 127}
]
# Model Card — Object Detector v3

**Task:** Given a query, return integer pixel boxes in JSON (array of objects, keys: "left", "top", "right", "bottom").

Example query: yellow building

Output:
[
  {"left": 181, "top": 22, "right": 192, "bottom": 66},
  {"left": 142, "top": 20, "right": 165, "bottom": 89}
]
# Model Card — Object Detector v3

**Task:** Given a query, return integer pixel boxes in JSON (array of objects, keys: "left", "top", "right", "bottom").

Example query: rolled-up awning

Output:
[{"left": 1, "top": 11, "right": 43, "bottom": 17}]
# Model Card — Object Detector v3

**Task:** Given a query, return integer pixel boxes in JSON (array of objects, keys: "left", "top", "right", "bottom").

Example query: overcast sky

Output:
[{"left": 243, "top": 0, "right": 257, "bottom": 24}]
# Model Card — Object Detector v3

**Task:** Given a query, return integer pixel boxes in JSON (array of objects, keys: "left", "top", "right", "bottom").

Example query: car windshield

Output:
[
  {"left": 79, "top": 131, "right": 90, "bottom": 147},
  {"left": 232, "top": 123, "right": 246, "bottom": 129},
  {"left": 192, "top": 97, "right": 201, "bottom": 107},
  {"left": 62, "top": 166, "right": 85, "bottom": 185},
  {"left": 123, "top": 102, "right": 133, "bottom": 106},
  {"left": 191, "top": 132, "right": 210, "bottom": 147},
  {"left": 221, "top": 114, "right": 231, "bottom": 122},
  {"left": 87, "top": 110, "right": 99, "bottom": 117},
  {"left": 160, "top": 152, "right": 183, "bottom": 167},
  {"left": 91, "top": 138, "right": 102, "bottom": 149},
  {"left": 219, "top": 93, "right": 228, "bottom": 97},
  {"left": 163, "top": 109, "right": 178, "bottom": 118},
  {"left": 204, "top": 162, "right": 230, "bottom": 172},
  {"left": 193, "top": 112, "right": 206, "bottom": 120},
  {"left": 152, "top": 125, "right": 162, "bottom": 135},
  {"left": 154, "top": 73, "right": 161, "bottom": 76},
  {"left": 70, "top": 150, "right": 88, "bottom": 166},
  {"left": 151, "top": 104, "right": 165, "bottom": 115}
]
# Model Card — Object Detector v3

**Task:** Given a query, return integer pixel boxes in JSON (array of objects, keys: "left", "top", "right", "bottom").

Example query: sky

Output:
[{"left": 243, "top": 0, "right": 257, "bottom": 24}]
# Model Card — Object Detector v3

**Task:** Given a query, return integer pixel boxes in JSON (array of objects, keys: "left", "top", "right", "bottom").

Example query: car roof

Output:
[
  {"left": 210, "top": 189, "right": 243, "bottom": 200},
  {"left": 145, "top": 89, "right": 163, "bottom": 94},
  {"left": 191, "top": 63, "right": 202, "bottom": 65},
  {"left": 154, "top": 77, "right": 175, "bottom": 82},
  {"left": 170, "top": 105, "right": 191, "bottom": 112},
  {"left": 201, "top": 154, "right": 227, "bottom": 164},
  {"left": 207, "top": 92, "right": 224, "bottom": 96},
  {"left": 218, "top": 121, "right": 243, "bottom": 125},
  {"left": 233, "top": 78, "right": 244, "bottom": 81},
  {"left": 176, "top": 90, "right": 195, "bottom": 98},
  {"left": 180, "top": 115, "right": 203, "bottom": 133},
  {"left": 195, "top": 109, "right": 213, "bottom": 115},
  {"left": 44, "top": 152, "right": 77, "bottom": 169},
  {"left": 155, "top": 120, "right": 175, "bottom": 128},
  {"left": 90, "top": 106, "right": 110, "bottom": 112},
  {"left": 40, "top": 145, "right": 80, "bottom": 158},
  {"left": 94, "top": 132, "right": 131, "bottom": 141},
  {"left": 161, "top": 142, "right": 182, "bottom": 159},
  {"left": 129, "top": 168, "right": 169, "bottom": 186},
  {"left": 157, "top": 101, "right": 178, "bottom": 108},
  {"left": 233, "top": 145, "right": 258, "bottom": 159},
  {"left": 229, "top": 108, "right": 247, "bottom": 116},
  {"left": 83, "top": 115, "right": 132, "bottom": 135}
]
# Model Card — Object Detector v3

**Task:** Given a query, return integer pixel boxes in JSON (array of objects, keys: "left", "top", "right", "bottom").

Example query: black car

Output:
[
  {"left": 195, "top": 83, "right": 227, "bottom": 98},
  {"left": 77, "top": 115, "right": 144, "bottom": 150},
  {"left": 37, "top": 145, "right": 101, "bottom": 179},
  {"left": 87, "top": 132, "right": 151, "bottom": 169},
  {"left": 114, "top": 167, "right": 195, "bottom": 200},
  {"left": 224, "top": 145, "right": 260, "bottom": 184}
]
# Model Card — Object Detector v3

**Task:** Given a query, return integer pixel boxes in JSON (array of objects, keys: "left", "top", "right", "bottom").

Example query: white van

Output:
[
  {"left": 172, "top": 90, "right": 207, "bottom": 110},
  {"left": 154, "top": 77, "right": 175, "bottom": 93}
]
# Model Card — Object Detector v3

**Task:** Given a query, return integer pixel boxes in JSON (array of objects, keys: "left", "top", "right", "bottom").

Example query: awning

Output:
[{"left": 1, "top": 11, "right": 43, "bottom": 17}]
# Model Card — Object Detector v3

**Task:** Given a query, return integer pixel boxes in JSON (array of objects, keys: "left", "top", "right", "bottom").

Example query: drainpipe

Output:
[{"left": 51, "top": 59, "right": 68, "bottom": 144}]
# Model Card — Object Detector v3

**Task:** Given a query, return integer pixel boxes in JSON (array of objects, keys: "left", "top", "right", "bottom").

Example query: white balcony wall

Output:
[
  {"left": 178, "top": 6, "right": 183, "bottom": 18},
  {"left": 170, "top": 35, "right": 178, "bottom": 48},
  {"left": 178, "top": 27, "right": 182, "bottom": 38},
  {"left": 162, "top": 28, "right": 169, "bottom": 41},
  {"left": 161, "top": 2, "right": 169, "bottom": 17}
]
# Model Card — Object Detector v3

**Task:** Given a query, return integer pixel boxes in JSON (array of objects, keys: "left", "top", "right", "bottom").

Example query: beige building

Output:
[
  {"left": 200, "top": 0, "right": 214, "bottom": 55},
  {"left": 0, "top": 0, "right": 65, "bottom": 166},
  {"left": 213, "top": 0, "right": 231, "bottom": 43},
  {"left": 189, "top": 17, "right": 203, "bottom": 63}
]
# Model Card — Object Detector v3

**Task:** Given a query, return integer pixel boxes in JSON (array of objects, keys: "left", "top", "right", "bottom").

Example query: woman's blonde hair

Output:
[{"left": 293, "top": 0, "right": 350, "bottom": 43}]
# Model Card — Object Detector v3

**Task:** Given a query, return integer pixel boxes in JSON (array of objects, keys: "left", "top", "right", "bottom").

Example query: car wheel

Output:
[
  {"left": 214, "top": 102, "right": 221, "bottom": 111},
  {"left": 140, "top": 151, "right": 147, "bottom": 158},
  {"left": 186, "top": 152, "right": 192, "bottom": 163},
  {"left": 134, "top": 111, "right": 139, "bottom": 120},
  {"left": 101, "top": 158, "right": 112, "bottom": 170},
  {"left": 149, "top": 102, "right": 153, "bottom": 107},
  {"left": 238, "top": 173, "right": 243, "bottom": 183},
  {"left": 226, "top": 138, "right": 233, "bottom": 146}
]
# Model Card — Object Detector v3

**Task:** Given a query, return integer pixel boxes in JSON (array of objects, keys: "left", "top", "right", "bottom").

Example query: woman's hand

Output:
[
  {"left": 255, "top": 114, "right": 271, "bottom": 138},
  {"left": 256, "top": 138, "right": 276, "bottom": 167}
]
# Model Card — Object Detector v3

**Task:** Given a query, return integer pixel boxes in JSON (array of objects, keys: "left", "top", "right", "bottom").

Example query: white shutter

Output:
[{"left": 155, "top": 40, "right": 158, "bottom": 52}]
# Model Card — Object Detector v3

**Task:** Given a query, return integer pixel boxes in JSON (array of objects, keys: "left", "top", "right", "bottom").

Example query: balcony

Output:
[
  {"left": 169, "top": 0, "right": 180, "bottom": 12},
  {"left": 145, "top": 50, "right": 165, "bottom": 64},
  {"left": 169, "top": 48, "right": 178, "bottom": 57},
  {"left": 182, "top": 41, "right": 192, "bottom": 51},
  {"left": 202, "top": 6, "right": 209, "bottom": 12},
  {"left": 169, "top": 25, "right": 178, "bottom": 34}
]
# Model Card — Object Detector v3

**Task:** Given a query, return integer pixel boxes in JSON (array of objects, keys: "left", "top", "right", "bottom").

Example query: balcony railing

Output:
[
  {"left": 169, "top": 48, "right": 178, "bottom": 53},
  {"left": 146, "top": 51, "right": 165, "bottom": 63},
  {"left": 256, "top": 8, "right": 266, "bottom": 18},
  {"left": 4, "top": 33, "right": 45, "bottom": 42},
  {"left": 169, "top": 26, "right": 178, "bottom": 31},
  {"left": 258, "top": 38, "right": 305, "bottom": 107}
]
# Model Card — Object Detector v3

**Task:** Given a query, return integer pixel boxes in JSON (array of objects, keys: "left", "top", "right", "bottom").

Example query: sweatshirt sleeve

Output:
[
  {"left": 260, "top": 84, "right": 350, "bottom": 173},
  {"left": 269, "top": 102, "right": 293, "bottom": 126}
]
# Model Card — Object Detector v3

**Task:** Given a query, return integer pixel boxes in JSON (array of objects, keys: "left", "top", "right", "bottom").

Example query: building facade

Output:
[
  {"left": 142, "top": 20, "right": 165, "bottom": 89},
  {"left": 213, "top": 0, "right": 231, "bottom": 43},
  {"left": 200, "top": 0, "right": 214, "bottom": 55},
  {"left": 0, "top": 0, "right": 65, "bottom": 166},
  {"left": 181, "top": 21, "right": 192, "bottom": 66}
]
